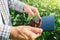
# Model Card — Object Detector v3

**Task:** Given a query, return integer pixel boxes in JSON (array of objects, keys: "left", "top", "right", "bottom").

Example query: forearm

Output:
[
  {"left": 8, "top": 0, "right": 25, "bottom": 13},
  {"left": 0, "top": 25, "right": 12, "bottom": 40}
]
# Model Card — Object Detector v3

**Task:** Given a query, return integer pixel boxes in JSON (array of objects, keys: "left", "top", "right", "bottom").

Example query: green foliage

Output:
[{"left": 10, "top": 0, "right": 60, "bottom": 40}]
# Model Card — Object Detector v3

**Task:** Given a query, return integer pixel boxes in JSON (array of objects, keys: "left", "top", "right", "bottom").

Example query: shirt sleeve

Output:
[
  {"left": 0, "top": 25, "right": 12, "bottom": 40},
  {"left": 8, "top": 0, "right": 25, "bottom": 13}
]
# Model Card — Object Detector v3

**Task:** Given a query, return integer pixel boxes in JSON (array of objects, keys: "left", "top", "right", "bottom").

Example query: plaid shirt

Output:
[{"left": 0, "top": 0, "right": 25, "bottom": 40}]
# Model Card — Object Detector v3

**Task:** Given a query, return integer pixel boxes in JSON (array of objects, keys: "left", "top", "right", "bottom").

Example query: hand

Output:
[
  {"left": 24, "top": 4, "right": 41, "bottom": 19},
  {"left": 10, "top": 26, "right": 43, "bottom": 40},
  {"left": 24, "top": 4, "right": 42, "bottom": 26}
]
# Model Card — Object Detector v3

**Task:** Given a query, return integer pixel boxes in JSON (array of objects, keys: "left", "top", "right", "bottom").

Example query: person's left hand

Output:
[
  {"left": 24, "top": 4, "right": 41, "bottom": 19},
  {"left": 10, "top": 26, "right": 43, "bottom": 40}
]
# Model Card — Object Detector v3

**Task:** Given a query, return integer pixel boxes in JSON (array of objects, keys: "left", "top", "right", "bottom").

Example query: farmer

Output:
[{"left": 0, "top": 0, "right": 43, "bottom": 40}]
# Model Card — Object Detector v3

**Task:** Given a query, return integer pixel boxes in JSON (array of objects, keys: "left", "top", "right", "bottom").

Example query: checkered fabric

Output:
[{"left": 0, "top": 0, "right": 25, "bottom": 40}]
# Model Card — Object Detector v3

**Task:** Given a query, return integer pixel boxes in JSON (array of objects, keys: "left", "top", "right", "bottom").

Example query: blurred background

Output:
[{"left": 10, "top": 0, "right": 60, "bottom": 40}]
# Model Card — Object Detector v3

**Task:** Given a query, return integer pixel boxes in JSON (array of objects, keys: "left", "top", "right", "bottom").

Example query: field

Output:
[{"left": 10, "top": 0, "right": 60, "bottom": 40}]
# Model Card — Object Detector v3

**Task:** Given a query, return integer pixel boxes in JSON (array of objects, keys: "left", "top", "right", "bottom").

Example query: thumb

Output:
[{"left": 28, "top": 8, "right": 34, "bottom": 18}]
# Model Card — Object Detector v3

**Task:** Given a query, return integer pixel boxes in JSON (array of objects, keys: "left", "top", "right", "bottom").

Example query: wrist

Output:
[
  {"left": 9, "top": 27, "right": 15, "bottom": 39},
  {"left": 18, "top": 2, "right": 25, "bottom": 13},
  {"left": 23, "top": 4, "right": 30, "bottom": 14}
]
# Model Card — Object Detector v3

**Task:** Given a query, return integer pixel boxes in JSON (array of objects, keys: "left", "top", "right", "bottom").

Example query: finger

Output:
[
  {"left": 19, "top": 35, "right": 28, "bottom": 40},
  {"left": 36, "top": 12, "right": 42, "bottom": 27},
  {"left": 30, "top": 7, "right": 37, "bottom": 13},
  {"left": 30, "top": 27, "right": 43, "bottom": 34},
  {"left": 30, "top": 6, "right": 41, "bottom": 19},
  {"left": 22, "top": 28, "right": 38, "bottom": 40},
  {"left": 23, "top": 26, "right": 43, "bottom": 34},
  {"left": 28, "top": 9, "right": 34, "bottom": 18},
  {"left": 18, "top": 26, "right": 43, "bottom": 40},
  {"left": 30, "top": 6, "right": 42, "bottom": 26},
  {"left": 37, "top": 12, "right": 41, "bottom": 19},
  {"left": 24, "top": 5, "right": 34, "bottom": 18},
  {"left": 28, "top": 13, "right": 33, "bottom": 19},
  {"left": 30, "top": 28, "right": 43, "bottom": 38}
]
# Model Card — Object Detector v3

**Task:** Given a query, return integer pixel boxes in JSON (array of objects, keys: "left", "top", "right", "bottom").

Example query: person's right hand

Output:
[{"left": 9, "top": 26, "right": 43, "bottom": 40}]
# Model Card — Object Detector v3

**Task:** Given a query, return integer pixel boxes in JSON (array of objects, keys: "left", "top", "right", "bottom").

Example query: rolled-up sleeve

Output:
[
  {"left": 8, "top": 0, "right": 25, "bottom": 13},
  {"left": 0, "top": 25, "right": 12, "bottom": 40}
]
